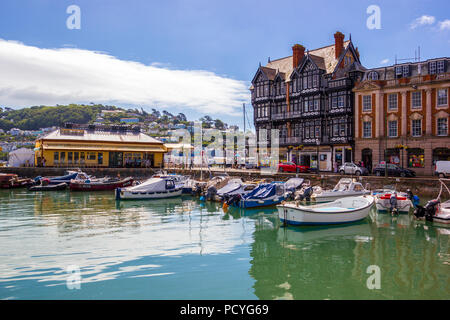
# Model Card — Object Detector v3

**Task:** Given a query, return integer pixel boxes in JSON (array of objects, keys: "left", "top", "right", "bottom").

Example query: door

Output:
[
  {"left": 362, "top": 148, "right": 373, "bottom": 173},
  {"left": 109, "top": 152, "right": 123, "bottom": 168}
]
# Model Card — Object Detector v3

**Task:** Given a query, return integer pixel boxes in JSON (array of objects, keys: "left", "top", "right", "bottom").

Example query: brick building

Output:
[{"left": 353, "top": 58, "right": 450, "bottom": 175}]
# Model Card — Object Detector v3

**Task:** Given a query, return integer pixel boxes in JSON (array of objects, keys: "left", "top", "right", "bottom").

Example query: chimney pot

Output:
[
  {"left": 334, "top": 31, "right": 345, "bottom": 59},
  {"left": 292, "top": 44, "right": 305, "bottom": 68}
]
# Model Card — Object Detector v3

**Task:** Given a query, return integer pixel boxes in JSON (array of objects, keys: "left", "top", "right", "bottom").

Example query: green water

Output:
[{"left": 0, "top": 189, "right": 448, "bottom": 300}]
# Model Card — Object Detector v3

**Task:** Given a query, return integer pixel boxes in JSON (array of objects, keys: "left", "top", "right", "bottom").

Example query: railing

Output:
[{"left": 272, "top": 113, "right": 286, "bottom": 120}]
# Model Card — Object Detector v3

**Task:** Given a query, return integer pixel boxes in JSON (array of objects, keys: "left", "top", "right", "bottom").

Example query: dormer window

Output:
[
  {"left": 367, "top": 71, "right": 379, "bottom": 80},
  {"left": 402, "top": 65, "right": 410, "bottom": 77},
  {"left": 437, "top": 60, "right": 445, "bottom": 74}
]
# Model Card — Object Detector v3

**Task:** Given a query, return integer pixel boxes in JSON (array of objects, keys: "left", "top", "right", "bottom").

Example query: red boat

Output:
[
  {"left": 0, "top": 173, "right": 34, "bottom": 189},
  {"left": 69, "top": 177, "right": 134, "bottom": 191}
]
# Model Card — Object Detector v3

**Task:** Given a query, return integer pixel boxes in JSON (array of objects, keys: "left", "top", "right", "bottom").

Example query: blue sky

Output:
[{"left": 0, "top": 0, "right": 449, "bottom": 128}]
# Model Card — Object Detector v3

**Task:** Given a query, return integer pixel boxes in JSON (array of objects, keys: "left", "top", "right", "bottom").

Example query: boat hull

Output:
[
  {"left": 28, "top": 183, "right": 67, "bottom": 191},
  {"left": 236, "top": 196, "right": 286, "bottom": 209},
  {"left": 69, "top": 178, "right": 134, "bottom": 191},
  {"left": 115, "top": 187, "right": 182, "bottom": 200},
  {"left": 278, "top": 197, "right": 374, "bottom": 226}
]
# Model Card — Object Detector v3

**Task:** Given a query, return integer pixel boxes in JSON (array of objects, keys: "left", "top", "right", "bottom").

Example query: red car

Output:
[{"left": 278, "top": 162, "right": 309, "bottom": 173}]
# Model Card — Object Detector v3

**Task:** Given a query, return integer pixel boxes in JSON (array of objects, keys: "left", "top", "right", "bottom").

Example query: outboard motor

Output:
[
  {"left": 390, "top": 194, "right": 398, "bottom": 215},
  {"left": 414, "top": 199, "right": 440, "bottom": 222},
  {"left": 295, "top": 186, "right": 313, "bottom": 202},
  {"left": 226, "top": 194, "right": 241, "bottom": 206}
]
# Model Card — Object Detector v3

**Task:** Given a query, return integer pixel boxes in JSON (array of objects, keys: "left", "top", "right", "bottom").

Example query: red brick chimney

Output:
[
  {"left": 334, "top": 31, "right": 345, "bottom": 59},
  {"left": 292, "top": 44, "right": 305, "bottom": 68}
]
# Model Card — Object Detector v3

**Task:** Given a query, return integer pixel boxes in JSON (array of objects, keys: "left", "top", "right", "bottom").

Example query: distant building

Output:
[
  {"left": 35, "top": 124, "right": 167, "bottom": 168},
  {"left": 120, "top": 118, "right": 140, "bottom": 124},
  {"left": 9, "top": 128, "right": 22, "bottom": 136},
  {"left": 100, "top": 110, "right": 122, "bottom": 117}
]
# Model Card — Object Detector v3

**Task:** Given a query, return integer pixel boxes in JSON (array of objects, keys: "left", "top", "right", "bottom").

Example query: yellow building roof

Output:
[{"left": 41, "top": 128, "right": 163, "bottom": 145}]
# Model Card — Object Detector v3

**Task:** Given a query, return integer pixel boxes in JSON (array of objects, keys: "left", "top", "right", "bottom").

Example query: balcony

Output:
[
  {"left": 272, "top": 113, "right": 286, "bottom": 121},
  {"left": 255, "top": 116, "right": 270, "bottom": 122},
  {"left": 286, "top": 111, "right": 302, "bottom": 119}
]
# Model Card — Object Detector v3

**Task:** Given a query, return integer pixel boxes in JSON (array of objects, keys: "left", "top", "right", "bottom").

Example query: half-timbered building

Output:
[{"left": 251, "top": 32, "right": 365, "bottom": 171}]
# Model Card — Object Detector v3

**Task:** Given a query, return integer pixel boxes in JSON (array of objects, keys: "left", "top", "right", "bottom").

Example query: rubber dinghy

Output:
[{"left": 277, "top": 195, "right": 375, "bottom": 226}]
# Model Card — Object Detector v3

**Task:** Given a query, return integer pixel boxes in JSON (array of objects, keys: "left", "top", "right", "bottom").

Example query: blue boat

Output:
[
  {"left": 34, "top": 171, "right": 89, "bottom": 185},
  {"left": 231, "top": 182, "right": 289, "bottom": 208}
]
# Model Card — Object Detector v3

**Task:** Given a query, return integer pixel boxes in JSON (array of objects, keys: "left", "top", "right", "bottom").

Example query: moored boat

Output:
[
  {"left": 311, "top": 178, "right": 370, "bottom": 203},
  {"left": 414, "top": 179, "right": 450, "bottom": 225},
  {"left": 115, "top": 176, "right": 182, "bottom": 200},
  {"left": 28, "top": 181, "right": 67, "bottom": 191},
  {"left": 277, "top": 195, "right": 375, "bottom": 226},
  {"left": 35, "top": 170, "right": 90, "bottom": 185},
  {"left": 229, "top": 182, "right": 289, "bottom": 208},
  {"left": 69, "top": 177, "right": 134, "bottom": 191},
  {"left": 0, "top": 173, "right": 33, "bottom": 189}
]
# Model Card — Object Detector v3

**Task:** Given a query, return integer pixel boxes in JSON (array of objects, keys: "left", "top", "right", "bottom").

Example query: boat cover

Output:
[
  {"left": 243, "top": 183, "right": 277, "bottom": 200},
  {"left": 285, "top": 178, "right": 304, "bottom": 191},
  {"left": 217, "top": 179, "right": 243, "bottom": 196},
  {"left": 126, "top": 177, "right": 174, "bottom": 192}
]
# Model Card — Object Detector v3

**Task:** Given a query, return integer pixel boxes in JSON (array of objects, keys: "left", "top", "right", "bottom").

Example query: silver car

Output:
[{"left": 338, "top": 162, "right": 369, "bottom": 176}]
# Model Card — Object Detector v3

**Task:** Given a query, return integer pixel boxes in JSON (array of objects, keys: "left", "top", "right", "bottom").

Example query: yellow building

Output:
[{"left": 35, "top": 125, "right": 167, "bottom": 168}]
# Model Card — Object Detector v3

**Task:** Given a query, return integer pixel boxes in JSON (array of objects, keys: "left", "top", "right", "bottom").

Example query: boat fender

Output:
[
  {"left": 223, "top": 202, "right": 229, "bottom": 211},
  {"left": 412, "top": 195, "right": 420, "bottom": 208},
  {"left": 199, "top": 196, "right": 205, "bottom": 201},
  {"left": 115, "top": 188, "right": 121, "bottom": 200},
  {"left": 85, "top": 179, "right": 90, "bottom": 183}
]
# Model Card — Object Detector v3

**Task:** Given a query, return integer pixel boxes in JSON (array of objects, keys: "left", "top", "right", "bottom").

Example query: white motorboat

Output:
[
  {"left": 414, "top": 179, "right": 450, "bottom": 225},
  {"left": 277, "top": 195, "right": 375, "bottom": 226},
  {"left": 115, "top": 176, "right": 182, "bottom": 200},
  {"left": 311, "top": 178, "right": 370, "bottom": 203},
  {"left": 373, "top": 189, "right": 412, "bottom": 214}
]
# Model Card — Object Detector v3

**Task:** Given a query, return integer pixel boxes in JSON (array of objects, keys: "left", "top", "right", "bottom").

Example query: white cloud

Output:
[
  {"left": 410, "top": 15, "right": 436, "bottom": 29},
  {"left": 0, "top": 39, "right": 250, "bottom": 116},
  {"left": 438, "top": 19, "right": 450, "bottom": 30},
  {"left": 380, "top": 59, "right": 389, "bottom": 65}
]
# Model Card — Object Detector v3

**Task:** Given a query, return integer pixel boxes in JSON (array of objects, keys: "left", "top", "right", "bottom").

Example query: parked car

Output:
[
  {"left": 278, "top": 162, "right": 310, "bottom": 173},
  {"left": 435, "top": 161, "right": 450, "bottom": 178},
  {"left": 338, "top": 162, "right": 369, "bottom": 176},
  {"left": 373, "top": 163, "right": 416, "bottom": 177}
]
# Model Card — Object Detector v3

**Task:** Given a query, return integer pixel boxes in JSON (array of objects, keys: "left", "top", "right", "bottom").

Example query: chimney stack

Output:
[
  {"left": 334, "top": 31, "right": 345, "bottom": 59},
  {"left": 292, "top": 44, "right": 305, "bottom": 68}
]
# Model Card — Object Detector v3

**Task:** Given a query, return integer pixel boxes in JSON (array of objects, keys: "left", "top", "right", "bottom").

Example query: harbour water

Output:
[{"left": 0, "top": 189, "right": 448, "bottom": 300}]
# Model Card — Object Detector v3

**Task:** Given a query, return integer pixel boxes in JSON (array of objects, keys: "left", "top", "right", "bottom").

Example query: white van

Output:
[{"left": 435, "top": 161, "right": 450, "bottom": 178}]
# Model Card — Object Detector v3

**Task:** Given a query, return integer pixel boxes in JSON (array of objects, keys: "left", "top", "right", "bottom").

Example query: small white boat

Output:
[
  {"left": 414, "top": 179, "right": 450, "bottom": 225},
  {"left": 115, "top": 177, "right": 182, "bottom": 200},
  {"left": 277, "top": 195, "right": 375, "bottom": 226},
  {"left": 311, "top": 178, "right": 370, "bottom": 203},
  {"left": 373, "top": 190, "right": 412, "bottom": 214}
]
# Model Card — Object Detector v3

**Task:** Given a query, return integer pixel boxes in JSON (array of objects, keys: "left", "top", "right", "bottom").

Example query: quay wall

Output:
[{"left": 0, "top": 167, "right": 443, "bottom": 197}]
